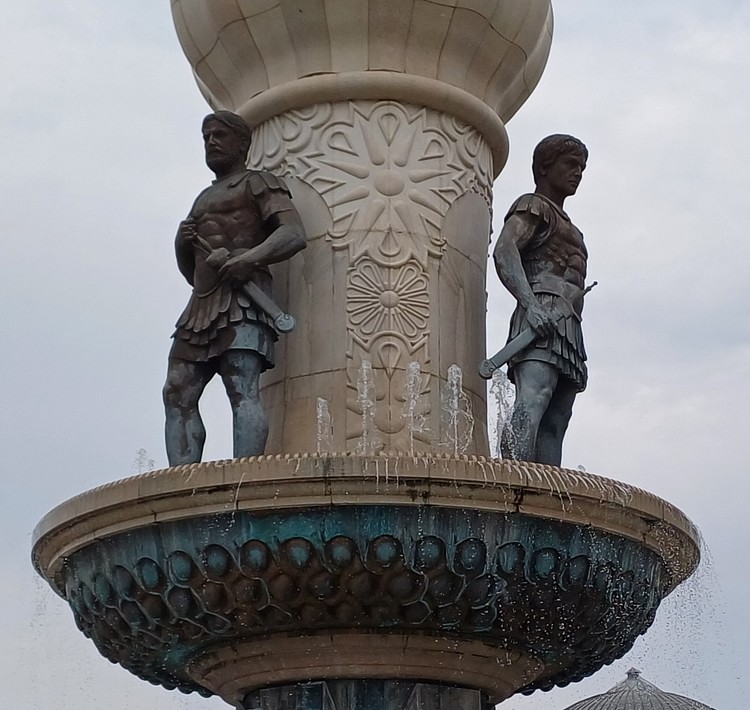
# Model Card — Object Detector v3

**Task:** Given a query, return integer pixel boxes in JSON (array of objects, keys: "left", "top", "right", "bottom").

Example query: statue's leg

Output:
[
  {"left": 503, "top": 360, "right": 558, "bottom": 462},
  {"left": 163, "top": 358, "right": 215, "bottom": 465},
  {"left": 535, "top": 379, "right": 577, "bottom": 466},
  {"left": 219, "top": 349, "right": 268, "bottom": 458}
]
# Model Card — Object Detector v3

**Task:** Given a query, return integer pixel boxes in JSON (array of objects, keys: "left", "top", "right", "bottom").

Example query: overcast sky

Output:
[{"left": 1, "top": 2, "right": 748, "bottom": 709}]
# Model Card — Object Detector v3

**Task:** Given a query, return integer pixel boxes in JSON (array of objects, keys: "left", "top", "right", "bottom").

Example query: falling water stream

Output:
[
  {"left": 131, "top": 448, "right": 155, "bottom": 474},
  {"left": 623, "top": 533, "right": 740, "bottom": 700},
  {"left": 316, "top": 397, "right": 332, "bottom": 455},
  {"left": 403, "top": 361, "right": 428, "bottom": 456},
  {"left": 355, "top": 360, "right": 379, "bottom": 455},
  {"left": 489, "top": 369, "right": 516, "bottom": 459},
  {"left": 440, "top": 364, "right": 474, "bottom": 456}
]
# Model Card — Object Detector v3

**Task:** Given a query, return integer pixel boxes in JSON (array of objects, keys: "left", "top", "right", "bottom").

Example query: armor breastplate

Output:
[
  {"left": 524, "top": 209, "right": 587, "bottom": 293},
  {"left": 188, "top": 173, "right": 270, "bottom": 294}
]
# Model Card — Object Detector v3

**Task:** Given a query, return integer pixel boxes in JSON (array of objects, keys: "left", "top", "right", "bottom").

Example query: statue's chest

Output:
[
  {"left": 192, "top": 182, "right": 256, "bottom": 221},
  {"left": 540, "top": 221, "right": 587, "bottom": 268},
  {"left": 190, "top": 181, "right": 266, "bottom": 247}
]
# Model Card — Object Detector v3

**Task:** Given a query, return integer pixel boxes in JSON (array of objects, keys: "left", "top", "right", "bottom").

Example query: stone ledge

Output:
[{"left": 32, "top": 454, "right": 700, "bottom": 596}]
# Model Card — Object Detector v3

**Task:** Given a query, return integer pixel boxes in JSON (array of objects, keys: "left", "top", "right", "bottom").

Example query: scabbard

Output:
[
  {"left": 478, "top": 328, "right": 538, "bottom": 379},
  {"left": 241, "top": 282, "right": 296, "bottom": 333},
  {"left": 192, "top": 234, "right": 296, "bottom": 333}
]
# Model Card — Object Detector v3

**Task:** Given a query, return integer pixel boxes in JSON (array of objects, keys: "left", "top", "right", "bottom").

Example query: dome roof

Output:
[{"left": 563, "top": 669, "right": 717, "bottom": 710}]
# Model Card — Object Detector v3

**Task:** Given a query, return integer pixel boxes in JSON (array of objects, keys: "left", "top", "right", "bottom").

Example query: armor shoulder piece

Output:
[
  {"left": 247, "top": 171, "right": 291, "bottom": 198},
  {"left": 505, "top": 193, "right": 554, "bottom": 225}
]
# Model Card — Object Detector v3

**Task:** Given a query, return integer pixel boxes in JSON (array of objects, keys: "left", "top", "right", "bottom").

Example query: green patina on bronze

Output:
[{"left": 64, "top": 504, "right": 669, "bottom": 697}]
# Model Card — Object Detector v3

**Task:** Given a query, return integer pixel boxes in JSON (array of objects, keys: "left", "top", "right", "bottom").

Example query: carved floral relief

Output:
[{"left": 249, "top": 101, "right": 492, "bottom": 450}]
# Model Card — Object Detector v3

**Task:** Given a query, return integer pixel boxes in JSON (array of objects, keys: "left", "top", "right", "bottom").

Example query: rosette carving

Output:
[
  {"left": 250, "top": 101, "right": 492, "bottom": 264},
  {"left": 250, "top": 101, "right": 492, "bottom": 450}
]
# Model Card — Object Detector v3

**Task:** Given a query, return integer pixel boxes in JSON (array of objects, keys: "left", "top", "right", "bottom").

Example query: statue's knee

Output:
[
  {"left": 162, "top": 380, "right": 178, "bottom": 409},
  {"left": 226, "top": 385, "right": 261, "bottom": 410},
  {"left": 518, "top": 385, "right": 554, "bottom": 417},
  {"left": 163, "top": 378, "right": 193, "bottom": 410},
  {"left": 545, "top": 409, "right": 573, "bottom": 438}
]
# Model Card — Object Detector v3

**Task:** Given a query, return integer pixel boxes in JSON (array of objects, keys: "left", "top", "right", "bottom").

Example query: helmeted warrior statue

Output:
[
  {"left": 163, "top": 111, "right": 306, "bottom": 465},
  {"left": 488, "top": 134, "right": 591, "bottom": 465}
]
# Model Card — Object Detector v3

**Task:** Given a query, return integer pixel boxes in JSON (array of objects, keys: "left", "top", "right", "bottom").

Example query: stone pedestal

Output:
[{"left": 241, "top": 680, "right": 491, "bottom": 710}]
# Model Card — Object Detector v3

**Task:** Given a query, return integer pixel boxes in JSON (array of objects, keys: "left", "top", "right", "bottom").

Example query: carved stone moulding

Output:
[
  {"left": 191, "top": 634, "right": 542, "bottom": 703},
  {"left": 240, "top": 72, "right": 511, "bottom": 175},
  {"left": 32, "top": 455, "right": 699, "bottom": 704}
]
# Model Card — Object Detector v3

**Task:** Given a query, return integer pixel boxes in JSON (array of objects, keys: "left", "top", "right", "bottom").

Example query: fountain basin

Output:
[{"left": 32, "top": 455, "right": 699, "bottom": 704}]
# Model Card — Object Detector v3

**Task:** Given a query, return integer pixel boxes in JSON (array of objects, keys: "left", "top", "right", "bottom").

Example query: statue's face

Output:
[
  {"left": 545, "top": 152, "right": 586, "bottom": 197},
  {"left": 202, "top": 119, "right": 245, "bottom": 173}
]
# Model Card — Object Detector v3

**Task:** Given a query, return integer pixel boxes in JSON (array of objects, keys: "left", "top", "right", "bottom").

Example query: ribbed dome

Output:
[{"left": 563, "top": 669, "right": 717, "bottom": 710}]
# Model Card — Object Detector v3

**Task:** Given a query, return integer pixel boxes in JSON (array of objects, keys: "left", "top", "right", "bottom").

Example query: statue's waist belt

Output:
[
  {"left": 528, "top": 277, "right": 577, "bottom": 298},
  {"left": 528, "top": 277, "right": 585, "bottom": 319}
]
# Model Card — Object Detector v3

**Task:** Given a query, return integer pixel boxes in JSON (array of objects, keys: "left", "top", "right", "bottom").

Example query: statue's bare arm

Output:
[
  {"left": 493, "top": 213, "right": 556, "bottom": 335},
  {"left": 175, "top": 220, "right": 196, "bottom": 286},
  {"left": 220, "top": 202, "right": 306, "bottom": 283}
]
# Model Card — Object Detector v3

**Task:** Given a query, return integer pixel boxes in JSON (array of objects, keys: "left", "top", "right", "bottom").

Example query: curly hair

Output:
[{"left": 532, "top": 134, "right": 588, "bottom": 183}]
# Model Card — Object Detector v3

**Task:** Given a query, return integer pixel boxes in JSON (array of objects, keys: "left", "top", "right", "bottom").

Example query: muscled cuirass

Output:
[
  {"left": 520, "top": 196, "right": 587, "bottom": 314},
  {"left": 525, "top": 213, "right": 586, "bottom": 287},
  {"left": 188, "top": 172, "right": 272, "bottom": 295}
]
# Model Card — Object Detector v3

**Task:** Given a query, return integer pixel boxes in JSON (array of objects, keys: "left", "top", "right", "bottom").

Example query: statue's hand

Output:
[
  {"left": 525, "top": 301, "right": 557, "bottom": 336},
  {"left": 177, "top": 219, "right": 199, "bottom": 244},
  {"left": 219, "top": 251, "right": 255, "bottom": 284},
  {"left": 205, "top": 247, "right": 230, "bottom": 270}
]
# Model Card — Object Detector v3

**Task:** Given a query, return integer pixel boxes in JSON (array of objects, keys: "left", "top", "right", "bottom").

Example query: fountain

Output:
[
  {"left": 355, "top": 360, "right": 380, "bottom": 456},
  {"left": 32, "top": 3, "right": 699, "bottom": 710}
]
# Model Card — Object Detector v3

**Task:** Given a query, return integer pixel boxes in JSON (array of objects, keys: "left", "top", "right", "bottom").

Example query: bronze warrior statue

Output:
[
  {"left": 490, "top": 134, "right": 591, "bottom": 466},
  {"left": 163, "top": 111, "right": 306, "bottom": 465}
]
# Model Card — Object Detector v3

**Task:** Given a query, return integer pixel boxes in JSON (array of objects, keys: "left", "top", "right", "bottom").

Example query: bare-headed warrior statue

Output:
[
  {"left": 163, "top": 111, "right": 306, "bottom": 465},
  {"left": 491, "top": 134, "right": 591, "bottom": 466}
]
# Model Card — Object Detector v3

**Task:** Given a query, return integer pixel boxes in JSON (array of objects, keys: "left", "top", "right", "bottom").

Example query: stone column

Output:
[
  {"left": 250, "top": 100, "right": 494, "bottom": 456},
  {"left": 170, "top": 0, "right": 554, "bottom": 457}
]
